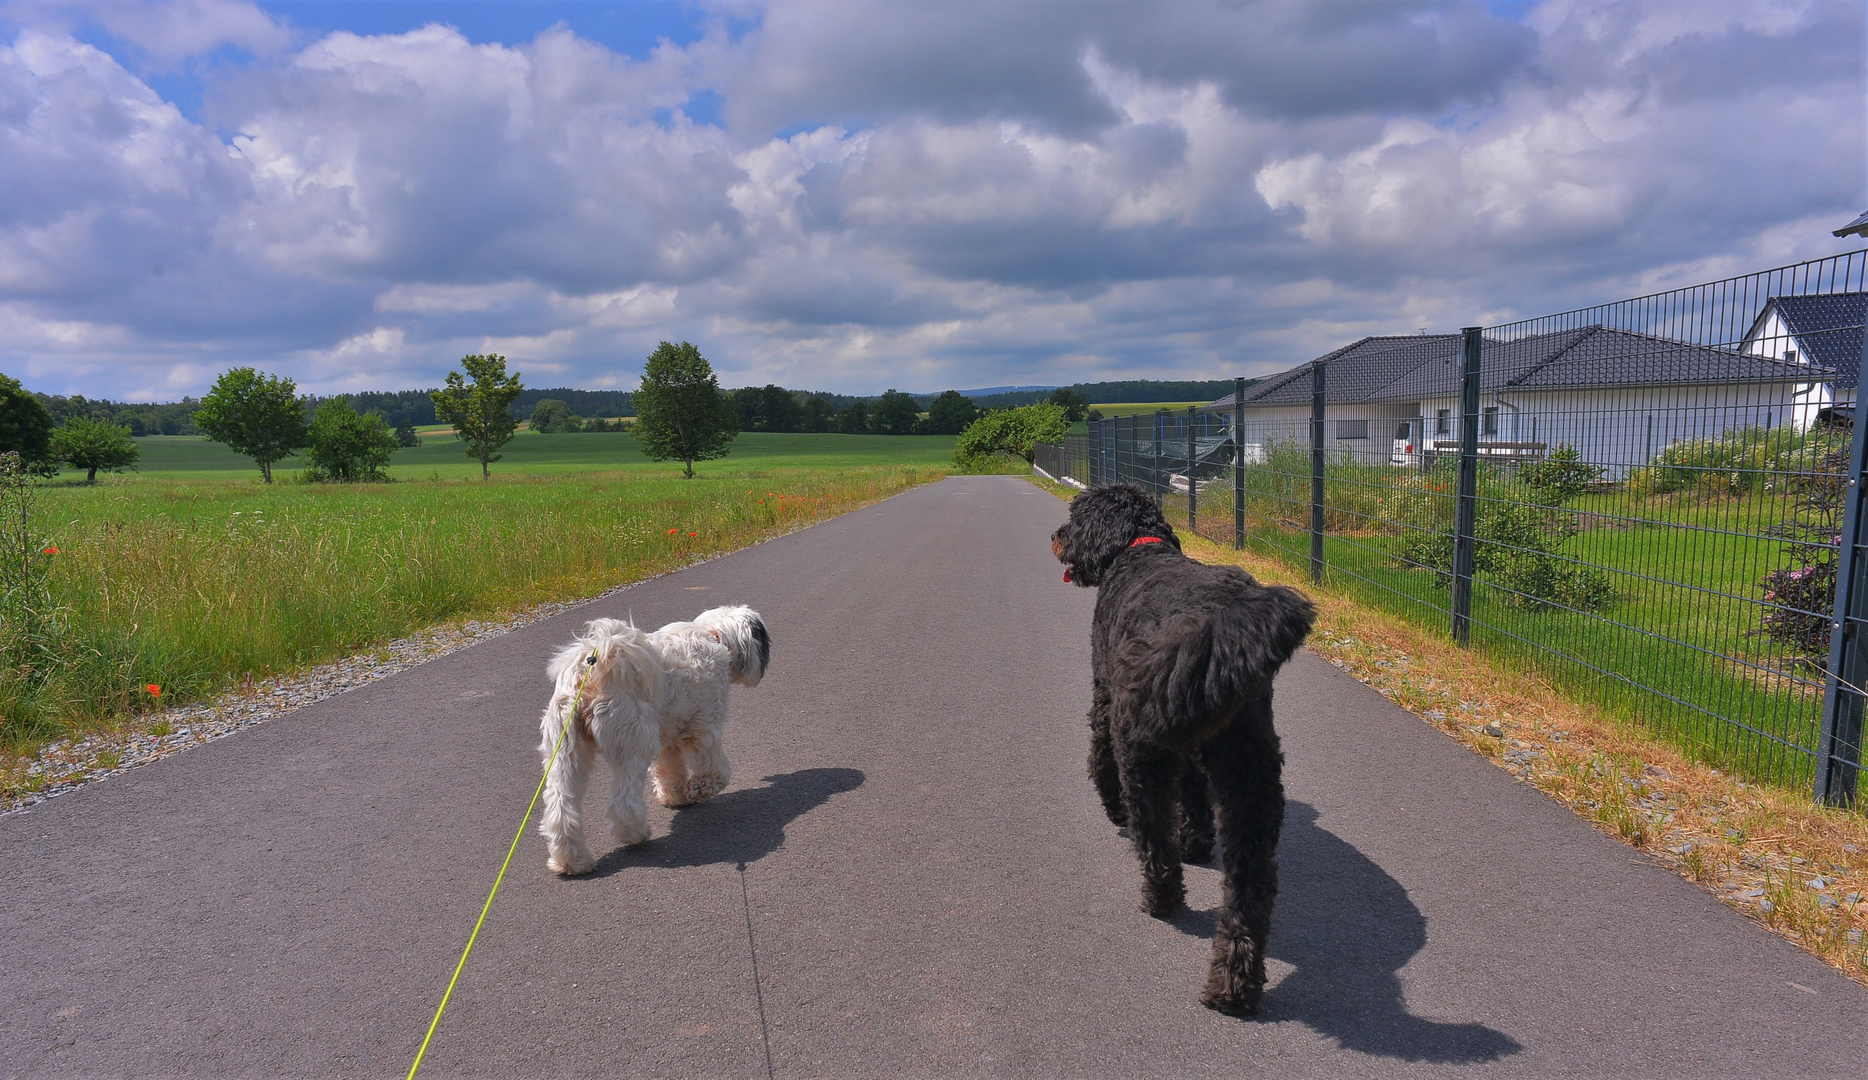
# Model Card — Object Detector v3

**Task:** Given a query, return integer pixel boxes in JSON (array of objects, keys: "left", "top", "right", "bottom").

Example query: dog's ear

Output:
[
  {"left": 1061, "top": 484, "right": 1180, "bottom": 586},
  {"left": 724, "top": 608, "right": 770, "bottom": 688},
  {"left": 748, "top": 615, "right": 771, "bottom": 682}
]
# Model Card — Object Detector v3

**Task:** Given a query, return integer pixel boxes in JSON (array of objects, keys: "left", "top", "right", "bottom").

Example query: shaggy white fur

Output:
[{"left": 537, "top": 605, "right": 770, "bottom": 875}]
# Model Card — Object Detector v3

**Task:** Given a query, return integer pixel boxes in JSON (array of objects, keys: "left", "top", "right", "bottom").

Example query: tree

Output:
[
  {"left": 431, "top": 354, "right": 524, "bottom": 479},
  {"left": 194, "top": 368, "right": 308, "bottom": 483},
  {"left": 871, "top": 389, "right": 921, "bottom": 435},
  {"left": 835, "top": 399, "right": 870, "bottom": 434},
  {"left": 305, "top": 399, "right": 398, "bottom": 482},
  {"left": 953, "top": 403, "right": 1070, "bottom": 465},
  {"left": 530, "top": 398, "right": 575, "bottom": 433},
  {"left": 50, "top": 416, "right": 139, "bottom": 483},
  {"left": 762, "top": 385, "right": 802, "bottom": 433},
  {"left": 799, "top": 395, "right": 835, "bottom": 433},
  {"left": 631, "top": 341, "right": 737, "bottom": 477},
  {"left": 0, "top": 374, "right": 57, "bottom": 477},
  {"left": 731, "top": 384, "right": 805, "bottom": 433},
  {"left": 923, "top": 390, "right": 979, "bottom": 435},
  {"left": 1047, "top": 387, "right": 1090, "bottom": 423},
  {"left": 394, "top": 419, "right": 421, "bottom": 447}
]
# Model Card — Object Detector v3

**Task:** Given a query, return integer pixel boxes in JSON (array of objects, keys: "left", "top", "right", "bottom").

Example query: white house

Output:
[
  {"left": 1739, "top": 292, "right": 1866, "bottom": 428},
  {"left": 1207, "top": 324, "right": 1827, "bottom": 479}
]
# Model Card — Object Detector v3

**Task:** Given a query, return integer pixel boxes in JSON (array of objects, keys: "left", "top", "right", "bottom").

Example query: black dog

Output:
[{"left": 1053, "top": 483, "right": 1315, "bottom": 1015}]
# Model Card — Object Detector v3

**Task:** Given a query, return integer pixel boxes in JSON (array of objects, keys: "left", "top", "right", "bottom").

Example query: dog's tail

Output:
[
  {"left": 1111, "top": 585, "right": 1315, "bottom": 745},
  {"left": 547, "top": 618, "right": 666, "bottom": 714}
]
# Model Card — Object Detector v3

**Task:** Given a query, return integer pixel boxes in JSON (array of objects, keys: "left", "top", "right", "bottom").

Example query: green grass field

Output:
[
  {"left": 117, "top": 429, "right": 961, "bottom": 479},
  {"left": 1167, "top": 468, "right": 1824, "bottom": 788},
  {"left": 1088, "top": 401, "right": 1207, "bottom": 418},
  {"left": 3, "top": 432, "right": 955, "bottom": 754}
]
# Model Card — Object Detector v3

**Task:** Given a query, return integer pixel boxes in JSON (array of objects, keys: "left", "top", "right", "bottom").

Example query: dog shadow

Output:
[
  {"left": 1168, "top": 801, "right": 1522, "bottom": 1064},
  {"left": 581, "top": 767, "right": 866, "bottom": 877}
]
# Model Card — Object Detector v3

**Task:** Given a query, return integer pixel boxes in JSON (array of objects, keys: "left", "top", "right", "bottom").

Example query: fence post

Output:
[
  {"left": 1154, "top": 409, "right": 1166, "bottom": 508},
  {"left": 1234, "top": 377, "right": 1245, "bottom": 549},
  {"left": 1818, "top": 341, "right": 1868, "bottom": 806},
  {"left": 1120, "top": 407, "right": 1135, "bottom": 482},
  {"left": 1451, "top": 326, "right": 1483, "bottom": 646},
  {"left": 1310, "top": 362, "right": 1325, "bottom": 585},
  {"left": 1186, "top": 405, "right": 1198, "bottom": 534}
]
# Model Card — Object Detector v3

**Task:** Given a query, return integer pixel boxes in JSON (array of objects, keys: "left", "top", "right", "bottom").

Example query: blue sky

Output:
[{"left": 0, "top": 0, "right": 1862, "bottom": 400}]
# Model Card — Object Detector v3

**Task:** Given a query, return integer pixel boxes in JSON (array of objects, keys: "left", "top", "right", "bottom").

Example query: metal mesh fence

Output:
[{"left": 1052, "top": 252, "right": 1868, "bottom": 803}]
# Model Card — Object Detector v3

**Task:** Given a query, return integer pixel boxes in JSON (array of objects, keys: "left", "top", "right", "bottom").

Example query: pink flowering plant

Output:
[{"left": 1758, "top": 436, "right": 1849, "bottom": 668}]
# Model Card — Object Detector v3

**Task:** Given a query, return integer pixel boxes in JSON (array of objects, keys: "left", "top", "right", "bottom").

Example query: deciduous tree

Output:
[
  {"left": 631, "top": 341, "right": 737, "bottom": 478},
  {"left": 871, "top": 389, "right": 921, "bottom": 436},
  {"left": 194, "top": 368, "right": 308, "bottom": 483},
  {"left": 0, "top": 374, "right": 56, "bottom": 477},
  {"left": 305, "top": 399, "right": 398, "bottom": 482},
  {"left": 530, "top": 398, "right": 575, "bottom": 433},
  {"left": 953, "top": 403, "right": 1070, "bottom": 465},
  {"left": 431, "top": 354, "right": 524, "bottom": 479},
  {"left": 1047, "top": 387, "right": 1090, "bottom": 422},
  {"left": 50, "top": 416, "right": 140, "bottom": 483},
  {"left": 923, "top": 390, "right": 979, "bottom": 435}
]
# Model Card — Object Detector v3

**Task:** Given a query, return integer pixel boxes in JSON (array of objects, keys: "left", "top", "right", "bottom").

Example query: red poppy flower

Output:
[
  {"left": 145, "top": 684, "right": 161, "bottom": 697},
  {"left": 42, "top": 546, "right": 56, "bottom": 555},
  {"left": 688, "top": 531, "right": 697, "bottom": 537},
  {"left": 668, "top": 528, "right": 678, "bottom": 534}
]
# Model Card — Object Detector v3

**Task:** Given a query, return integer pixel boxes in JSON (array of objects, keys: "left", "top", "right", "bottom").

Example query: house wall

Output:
[
  {"left": 1413, "top": 382, "right": 1815, "bottom": 479},
  {"left": 1740, "top": 307, "right": 1833, "bottom": 431}
]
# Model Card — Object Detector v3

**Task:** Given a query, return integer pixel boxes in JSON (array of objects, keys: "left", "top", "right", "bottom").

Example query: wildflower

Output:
[
  {"left": 145, "top": 684, "right": 162, "bottom": 697},
  {"left": 41, "top": 545, "right": 56, "bottom": 555},
  {"left": 689, "top": 531, "right": 697, "bottom": 537},
  {"left": 669, "top": 528, "right": 678, "bottom": 534}
]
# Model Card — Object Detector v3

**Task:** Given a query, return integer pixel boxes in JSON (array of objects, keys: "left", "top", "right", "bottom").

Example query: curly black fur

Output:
[{"left": 1053, "top": 482, "right": 1316, "bottom": 1016}]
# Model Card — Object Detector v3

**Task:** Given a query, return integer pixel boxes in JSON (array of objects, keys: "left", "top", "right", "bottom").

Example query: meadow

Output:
[
  {"left": 1170, "top": 465, "right": 1823, "bottom": 789},
  {"left": 3, "top": 430, "right": 957, "bottom": 751}
]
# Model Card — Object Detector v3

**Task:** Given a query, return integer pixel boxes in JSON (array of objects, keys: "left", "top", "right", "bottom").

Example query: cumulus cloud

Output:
[{"left": 0, "top": 0, "right": 1859, "bottom": 399}]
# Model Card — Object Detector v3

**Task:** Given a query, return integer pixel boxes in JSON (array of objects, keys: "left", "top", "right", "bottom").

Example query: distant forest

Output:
[
  {"left": 967, "top": 380, "right": 1244, "bottom": 410},
  {"left": 22, "top": 378, "right": 1245, "bottom": 438}
]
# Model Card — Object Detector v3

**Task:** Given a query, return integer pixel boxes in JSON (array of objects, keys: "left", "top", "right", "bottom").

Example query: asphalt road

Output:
[{"left": 3, "top": 475, "right": 1865, "bottom": 1079}]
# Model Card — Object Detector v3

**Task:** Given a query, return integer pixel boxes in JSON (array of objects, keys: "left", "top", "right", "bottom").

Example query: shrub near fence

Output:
[{"left": 1042, "top": 252, "right": 1868, "bottom": 805}]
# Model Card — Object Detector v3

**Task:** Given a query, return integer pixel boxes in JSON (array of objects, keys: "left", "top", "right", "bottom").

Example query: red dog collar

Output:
[{"left": 1066, "top": 535, "right": 1166, "bottom": 583}]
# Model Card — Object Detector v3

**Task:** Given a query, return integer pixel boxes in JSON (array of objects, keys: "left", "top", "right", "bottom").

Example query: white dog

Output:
[{"left": 537, "top": 605, "right": 771, "bottom": 876}]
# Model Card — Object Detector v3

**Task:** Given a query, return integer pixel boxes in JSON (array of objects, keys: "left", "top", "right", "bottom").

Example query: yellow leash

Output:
[{"left": 406, "top": 648, "right": 599, "bottom": 1079}]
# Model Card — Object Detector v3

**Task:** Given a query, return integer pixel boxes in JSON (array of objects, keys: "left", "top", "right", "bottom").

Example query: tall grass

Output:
[
  {"left": 1185, "top": 467, "right": 1820, "bottom": 788},
  {"left": 4, "top": 461, "right": 940, "bottom": 750}
]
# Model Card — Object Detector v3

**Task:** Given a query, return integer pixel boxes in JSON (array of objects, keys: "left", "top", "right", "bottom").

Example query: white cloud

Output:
[{"left": 0, "top": 0, "right": 1860, "bottom": 399}]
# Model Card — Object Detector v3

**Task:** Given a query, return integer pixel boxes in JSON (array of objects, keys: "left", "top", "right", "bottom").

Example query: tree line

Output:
[{"left": 969, "top": 379, "right": 1247, "bottom": 412}]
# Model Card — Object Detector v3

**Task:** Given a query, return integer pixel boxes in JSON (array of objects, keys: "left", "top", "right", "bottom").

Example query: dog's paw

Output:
[
  {"left": 686, "top": 774, "right": 727, "bottom": 803},
  {"left": 1142, "top": 876, "right": 1186, "bottom": 918},
  {"left": 1180, "top": 834, "right": 1214, "bottom": 864},
  {"left": 1200, "top": 985, "right": 1263, "bottom": 1017},
  {"left": 653, "top": 783, "right": 695, "bottom": 808},
  {"left": 1201, "top": 931, "right": 1267, "bottom": 1015},
  {"left": 611, "top": 819, "right": 652, "bottom": 847},
  {"left": 548, "top": 849, "right": 596, "bottom": 877}
]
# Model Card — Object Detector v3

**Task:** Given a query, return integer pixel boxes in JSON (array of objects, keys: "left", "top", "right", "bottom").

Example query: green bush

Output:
[
  {"left": 304, "top": 399, "right": 398, "bottom": 483},
  {"left": 955, "top": 404, "right": 1069, "bottom": 465},
  {"left": 1389, "top": 443, "right": 1612, "bottom": 611},
  {"left": 1627, "top": 424, "right": 1836, "bottom": 499}
]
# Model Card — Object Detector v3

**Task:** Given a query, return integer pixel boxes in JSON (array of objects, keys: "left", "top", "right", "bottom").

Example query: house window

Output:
[
  {"left": 1482, "top": 406, "right": 1499, "bottom": 436},
  {"left": 1787, "top": 348, "right": 1800, "bottom": 364},
  {"left": 1435, "top": 409, "right": 1451, "bottom": 435},
  {"left": 1336, "top": 419, "right": 1368, "bottom": 440}
]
